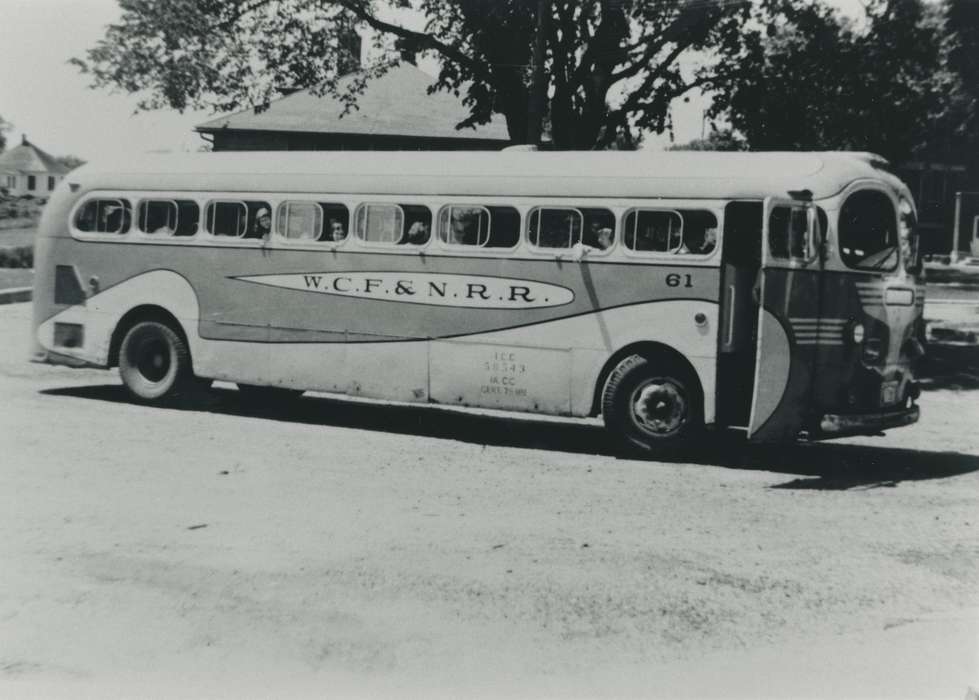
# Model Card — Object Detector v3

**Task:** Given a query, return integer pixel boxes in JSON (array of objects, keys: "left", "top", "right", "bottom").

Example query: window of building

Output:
[
  {"left": 838, "top": 190, "right": 898, "bottom": 271},
  {"left": 437, "top": 205, "right": 521, "bottom": 248},
  {"left": 48, "top": 176, "right": 55, "bottom": 191},
  {"left": 27, "top": 175, "right": 36, "bottom": 191},
  {"left": 528, "top": 207, "right": 583, "bottom": 249},
  {"left": 74, "top": 198, "right": 132, "bottom": 234},
  {"left": 768, "top": 206, "right": 812, "bottom": 263},
  {"left": 624, "top": 210, "right": 682, "bottom": 253}
]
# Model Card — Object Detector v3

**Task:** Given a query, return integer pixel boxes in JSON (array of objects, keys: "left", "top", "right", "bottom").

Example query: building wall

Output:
[{"left": 1, "top": 171, "right": 63, "bottom": 197}]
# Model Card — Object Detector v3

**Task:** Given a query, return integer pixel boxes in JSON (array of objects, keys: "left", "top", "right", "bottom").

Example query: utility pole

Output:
[{"left": 527, "top": 0, "right": 549, "bottom": 147}]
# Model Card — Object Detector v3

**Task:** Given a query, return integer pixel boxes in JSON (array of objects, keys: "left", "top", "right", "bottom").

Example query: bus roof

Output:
[{"left": 69, "top": 150, "right": 909, "bottom": 202}]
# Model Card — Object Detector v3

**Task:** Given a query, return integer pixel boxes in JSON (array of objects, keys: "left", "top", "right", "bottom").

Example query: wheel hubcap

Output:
[
  {"left": 631, "top": 379, "right": 687, "bottom": 437},
  {"left": 134, "top": 338, "right": 171, "bottom": 383}
]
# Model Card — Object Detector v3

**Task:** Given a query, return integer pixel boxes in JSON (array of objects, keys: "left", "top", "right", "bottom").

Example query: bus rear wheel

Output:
[
  {"left": 119, "top": 320, "right": 201, "bottom": 404},
  {"left": 602, "top": 354, "right": 702, "bottom": 455}
]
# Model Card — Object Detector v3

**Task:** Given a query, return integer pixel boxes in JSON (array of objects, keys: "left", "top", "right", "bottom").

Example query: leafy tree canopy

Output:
[
  {"left": 670, "top": 127, "right": 746, "bottom": 151},
  {"left": 56, "top": 155, "right": 87, "bottom": 171},
  {"left": 708, "top": 0, "right": 975, "bottom": 164},
  {"left": 72, "top": 0, "right": 752, "bottom": 149},
  {"left": 0, "top": 116, "right": 11, "bottom": 153}
]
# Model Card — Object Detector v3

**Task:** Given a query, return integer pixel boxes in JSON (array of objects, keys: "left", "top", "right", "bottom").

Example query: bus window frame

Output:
[
  {"left": 821, "top": 182, "right": 901, "bottom": 275},
  {"left": 354, "top": 202, "right": 410, "bottom": 248},
  {"left": 70, "top": 195, "right": 133, "bottom": 237},
  {"left": 136, "top": 198, "right": 180, "bottom": 237},
  {"left": 275, "top": 199, "right": 324, "bottom": 243},
  {"left": 836, "top": 185, "right": 901, "bottom": 274},
  {"left": 437, "top": 204, "right": 493, "bottom": 249},
  {"left": 621, "top": 208, "right": 684, "bottom": 258},
  {"left": 204, "top": 199, "right": 250, "bottom": 240},
  {"left": 526, "top": 206, "right": 584, "bottom": 252},
  {"left": 766, "top": 203, "right": 818, "bottom": 268}
]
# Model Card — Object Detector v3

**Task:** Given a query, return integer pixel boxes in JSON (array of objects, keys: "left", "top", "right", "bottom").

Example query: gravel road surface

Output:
[{"left": 1, "top": 302, "right": 977, "bottom": 698}]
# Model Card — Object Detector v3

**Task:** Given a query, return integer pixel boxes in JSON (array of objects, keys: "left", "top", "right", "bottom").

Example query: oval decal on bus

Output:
[{"left": 234, "top": 272, "right": 575, "bottom": 309}]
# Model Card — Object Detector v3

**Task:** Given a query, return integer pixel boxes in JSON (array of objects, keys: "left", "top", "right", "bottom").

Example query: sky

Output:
[{"left": 0, "top": 0, "right": 868, "bottom": 162}]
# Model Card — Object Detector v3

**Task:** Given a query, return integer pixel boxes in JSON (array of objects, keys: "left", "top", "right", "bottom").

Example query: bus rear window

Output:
[
  {"left": 839, "top": 190, "right": 898, "bottom": 271},
  {"left": 75, "top": 198, "right": 132, "bottom": 234}
]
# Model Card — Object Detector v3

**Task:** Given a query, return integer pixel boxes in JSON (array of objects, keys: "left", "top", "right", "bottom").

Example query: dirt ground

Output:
[{"left": 1, "top": 301, "right": 977, "bottom": 699}]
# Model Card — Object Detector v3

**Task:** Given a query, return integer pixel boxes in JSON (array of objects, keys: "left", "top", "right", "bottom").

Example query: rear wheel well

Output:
[
  {"left": 108, "top": 306, "right": 192, "bottom": 370},
  {"left": 590, "top": 342, "right": 703, "bottom": 417}
]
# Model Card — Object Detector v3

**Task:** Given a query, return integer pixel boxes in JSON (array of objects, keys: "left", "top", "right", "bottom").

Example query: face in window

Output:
[{"left": 328, "top": 218, "right": 346, "bottom": 241}]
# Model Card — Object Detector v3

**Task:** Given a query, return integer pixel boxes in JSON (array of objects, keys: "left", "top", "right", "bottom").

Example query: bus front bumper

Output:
[{"left": 814, "top": 404, "right": 920, "bottom": 439}]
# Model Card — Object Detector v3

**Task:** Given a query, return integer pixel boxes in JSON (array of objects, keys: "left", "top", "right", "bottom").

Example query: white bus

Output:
[{"left": 31, "top": 151, "right": 924, "bottom": 453}]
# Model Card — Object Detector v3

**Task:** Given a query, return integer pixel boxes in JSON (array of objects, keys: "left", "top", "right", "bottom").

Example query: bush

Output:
[{"left": 0, "top": 245, "right": 34, "bottom": 268}]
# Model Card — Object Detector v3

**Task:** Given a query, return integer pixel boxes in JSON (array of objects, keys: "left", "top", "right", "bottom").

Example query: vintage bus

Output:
[{"left": 30, "top": 151, "right": 924, "bottom": 453}]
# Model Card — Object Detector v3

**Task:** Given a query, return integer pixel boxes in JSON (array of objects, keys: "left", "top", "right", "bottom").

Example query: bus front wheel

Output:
[
  {"left": 602, "top": 354, "right": 702, "bottom": 455},
  {"left": 118, "top": 320, "right": 201, "bottom": 404}
]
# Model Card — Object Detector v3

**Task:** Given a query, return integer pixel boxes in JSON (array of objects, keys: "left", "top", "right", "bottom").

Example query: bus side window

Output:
[
  {"left": 769, "top": 206, "right": 812, "bottom": 263},
  {"left": 276, "top": 201, "right": 322, "bottom": 241},
  {"left": 206, "top": 201, "right": 248, "bottom": 238},
  {"left": 440, "top": 205, "right": 521, "bottom": 248},
  {"left": 320, "top": 203, "right": 349, "bottom": 242},
  {"left": 675, "top": 210, "right": 718, "bottom": 255},
  {"left": 356, "top": 204, "right": 404, "bottom": 244},
  {"left": 528, "top": 207, "right": 582, "bottom": 249},
  {"left": 174, "top": 200, "right": 199, "bottom": 237},
  {"left": 138, "top": 200, "right": 178, "bottom": 235},
  {"left": 242, "top": 201, "right": 273, "bottom": 239},
  {"left": 75, "top": 198, "right": 132, "bottom": 234},
  {"left": 580, "top": 208, "right": 616, "bottom": 250},
  {"left": 401, "top": 205, "right": 432, "bottom": 246},
  {"left": 624, "top": 210, "right": 681, "bottom": 253}
]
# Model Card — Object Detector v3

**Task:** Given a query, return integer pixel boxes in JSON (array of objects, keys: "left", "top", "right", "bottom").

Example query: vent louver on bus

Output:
[{"left": 54, "top": 265, "right": 86, "bottom": 305}]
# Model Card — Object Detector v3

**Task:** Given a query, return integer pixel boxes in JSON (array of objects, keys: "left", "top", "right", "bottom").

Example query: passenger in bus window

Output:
[
  {"left": 252, "top": 207, "right": 272, "bottom": 239},
  {"left": 679, "top": 226, "right": 717, "bottom": 254},
  {"left": 404, "top": 220, "right": 429, "bottom": 245},
  {"left": 328, "top": 218, "right": 346, "bottom": 241}
]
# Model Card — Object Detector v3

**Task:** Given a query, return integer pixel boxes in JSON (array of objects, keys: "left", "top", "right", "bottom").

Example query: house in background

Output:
[
  {"left": 0, "top": 136, "right": 70, "bottom": 197},
  {"left": 196, "top": 64, "right": 512, "bottom": 152}
]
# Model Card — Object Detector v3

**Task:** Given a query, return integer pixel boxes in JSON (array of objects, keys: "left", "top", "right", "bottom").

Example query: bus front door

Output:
[{"left": 747, "top": 198, "right": 822, "bottom": 442}]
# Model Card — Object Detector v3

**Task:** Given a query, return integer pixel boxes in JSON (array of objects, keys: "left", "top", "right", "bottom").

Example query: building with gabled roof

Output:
[
  {"left": 196, "top": 64, "right": 512, "bottom": 152},
  {"left": 0, "top": 136, "right": 70, "bottom": 197}
]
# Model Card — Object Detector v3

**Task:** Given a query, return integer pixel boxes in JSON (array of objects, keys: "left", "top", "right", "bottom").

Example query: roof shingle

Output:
[{"left": 0, "top": 139, "right": 69, "bottom": 175}]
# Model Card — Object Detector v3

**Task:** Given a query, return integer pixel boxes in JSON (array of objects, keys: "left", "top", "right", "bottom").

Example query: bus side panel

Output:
[{"left": 749, "top": 267, "right": 823, "bottom": 442}]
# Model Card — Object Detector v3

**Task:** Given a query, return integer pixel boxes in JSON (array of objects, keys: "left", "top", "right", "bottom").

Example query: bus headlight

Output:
[{"left": 849, "top": 322, "right": 865, "bottom": 345}]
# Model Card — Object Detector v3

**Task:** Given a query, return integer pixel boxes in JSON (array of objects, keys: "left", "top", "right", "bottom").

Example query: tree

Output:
[
  {"left": 55, "top": 155, "right": 87, "bottom": 172},
  {"left": 670, "top": 127, "right": 746, "bottom": 151},
  {"left": 707, "top": 0, "right": 947, "bottom": 163},
  {"left": 0, "top": 115, "right": 11, "bottom": 153},
  {"left": 72, "top": 0, "right": 752, "bottom": 149}
]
